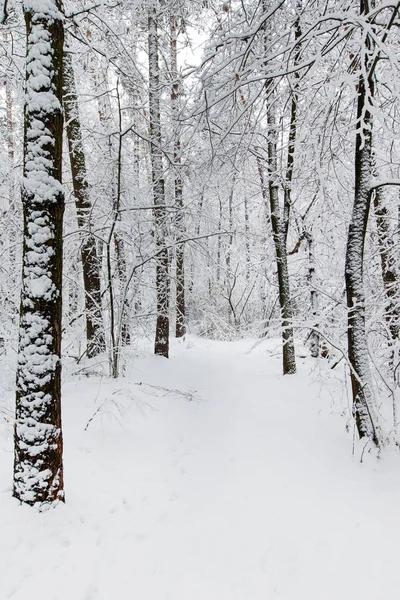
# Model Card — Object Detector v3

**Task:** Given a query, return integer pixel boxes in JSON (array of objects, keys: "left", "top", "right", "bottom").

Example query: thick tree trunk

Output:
[
  {"left": 149, "top": 7, "right": 169, "bottom": 357},
  {"left": 345, "top": 24, "right": 381, "bottom": 444},
  {"left": 170, "top": 14, "right": 185, "bottom": 339},
  {"left": 63, "top": 50, "right": 106, "bottom": 358},
  {"left": 14, "top": 0, "right": 65, "bottom": 505}
]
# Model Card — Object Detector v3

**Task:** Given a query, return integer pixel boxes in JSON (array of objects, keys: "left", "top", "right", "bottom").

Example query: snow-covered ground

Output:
[{"left": 1, "top": 336, "right": 400, "bottom": 600}]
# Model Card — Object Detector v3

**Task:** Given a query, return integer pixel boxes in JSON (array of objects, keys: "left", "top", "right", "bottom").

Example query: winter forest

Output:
[{"left": 1, "top": 0, "right": 400, "bottom": 598}]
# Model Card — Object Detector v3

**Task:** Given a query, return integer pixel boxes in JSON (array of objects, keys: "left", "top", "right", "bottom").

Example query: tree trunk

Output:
[
  {"left": 373, "top": 187, "right": 400, "bottom": 428},
  {"left": 260, "top": 0, "right": 296, "bottom": 374},
  {"left": 244, "top": 194, "right": 251, "bottom": 281},
  {"left": 114, "top": 234, "right": 131, "bottom": 346},
  {"left": 283, "top": 1, "right": 302, "bottom": 243},
  {"left": 149, "top": 6, "right": 169, "bottom": 357},
  {"left": 170, "top": 14, "right": 185, "bottom": 339},
  {"left": 5, "top": 49, "right": 16, "bottom": 272},
  {"left": 373, "top": 188, "right": 400, "bottom": 346},
  {"left": 14, "top": 0, "right": 65, "bottom": 505},
  {"left": 305, "top": 230, "right": 319, "bottom": 357},
  {"left": 266, "top": 107, "right": 296, "bottom": 375},
  {"left": 63, "top": 50, "right": 106, "bottom": 358},
  {"left": 345, "top": 5, "right": 381, "bottom": 444}
]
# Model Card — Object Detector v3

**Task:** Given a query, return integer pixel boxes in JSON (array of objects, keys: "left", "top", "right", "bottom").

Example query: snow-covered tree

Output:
[{"left": 13, "top": 0, "right": 65, "bottom": 505}]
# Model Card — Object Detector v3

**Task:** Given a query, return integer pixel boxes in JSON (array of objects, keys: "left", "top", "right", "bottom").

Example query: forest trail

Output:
[{"left": 1, "top": 336, "right": 400, "bottom": 600}]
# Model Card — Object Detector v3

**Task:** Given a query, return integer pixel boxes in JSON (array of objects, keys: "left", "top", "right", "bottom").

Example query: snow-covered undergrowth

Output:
[{"left": 1, "top": 336, "right": 400, "bottom": 599}]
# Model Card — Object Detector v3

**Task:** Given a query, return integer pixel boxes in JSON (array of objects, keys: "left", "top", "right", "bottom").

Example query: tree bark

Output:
[
  {"left": 373, "top": 188, "right": 400, "bottom": 346},
  {"left": 305, "top": 230, "right": 319, "bottom": 357},
  {"left": 283, "top": 1, "right": 302, "bottom": 243},
  {"left": 373, "top": 187, "right": 400, "bottom": 427},
  {"left": 14, "top": 0, "right": 65, "bottom": 505},
  {"left": 5, "top": 54, "right": 16, "bottom": 271},
  {"left": 170, "top": 14, "right": 186, "bottom": 338},
  {"left": 261, "top": 0, "right": 296, "bottom": 374},
  {"left": 63, "top": 50, "right": 106, "bottom": 358},
  {"left": 266, "top": 106, "right": 296, "bottom": 375},
  {"left": 149, "top": 6, "right": 169, "bottom": 357},
  {"left": 345, "top": 2, "right": 381, "bottom": 445}
]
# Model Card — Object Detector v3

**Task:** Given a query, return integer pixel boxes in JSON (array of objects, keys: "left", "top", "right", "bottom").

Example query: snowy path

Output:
[{"left": 1, "top": 337, "right": 400, "bottom": 599}]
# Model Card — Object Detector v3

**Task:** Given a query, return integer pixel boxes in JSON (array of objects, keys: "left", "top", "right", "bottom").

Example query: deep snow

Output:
[{"left": 1, "top": 336, "right": 400, "bottom": 599}]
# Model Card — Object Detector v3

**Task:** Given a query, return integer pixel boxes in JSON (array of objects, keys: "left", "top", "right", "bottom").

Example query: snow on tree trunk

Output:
[
  {"left": 63, "top": 50, "right": 106, "bottom": 358},
  {"left": 266, "top": 107, "right": 296, "bottom": 375},
  {"left": 373, "top": 187, "right": 400, "bottom": 351},
  {"left": 13, "top": 0, "right": 65, "bottom": 505},
  {"left": 149, "top": 6, "right": 169, "bottom": 358},
  {"left": 373, "top": 186, "right": 400, "bottom": 429},
  {"left": 170, "top": 14, "right": 185, "bottom": 339},
  {"left": 306, "top": 230, "right": 319, "bottom": 358},
  {"left": 345, "top": 26, "right": 382, "bottom": 445},
  {"left": 5, "top": 48, "right": 16, "bottom": 274}
]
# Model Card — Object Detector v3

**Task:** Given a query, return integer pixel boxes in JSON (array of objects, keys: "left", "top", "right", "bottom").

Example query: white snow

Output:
[{"left": 1, "top": 336, "right": 400, "bottom": 599}]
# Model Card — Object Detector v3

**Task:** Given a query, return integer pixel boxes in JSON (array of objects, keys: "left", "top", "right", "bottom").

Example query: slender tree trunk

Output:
[
  {"left": 14, "top": 0, "right": 65, "bottom": 505},
  {"left": 257, "top": 156, "right": 271, "bottom": 336},
  {"left": 63, "top": 50, "right": 106, "bottom": 358},
  {"left": 149, "top": 6, "right": 169, "bottom": 357},
  {"left": 374, "top": 188, "right": 400, "bottom": 345},
  {"left": 305, "top": 230, "right": 319, "bottom": 357},
  {"left": 121, "top": 52, "right": 142, "bottom": 319},
  {"left": 374, "top": 187, "right": 400, "bottom": 427},
  {"left": 345, "top": 4, "right": 381, "bottom": 444},
  {"left": 5, "top": 59, "right": 16, "bottom": 272},
  {"left": 217, "top": 192, "right": 222, "bottom": 282},
  {"left": 114, "top": 234, "right": 131, "bottom": 346},
  {"left": 189, "top": 190, "right": 204, "bottom": 294},
  {"left": 266, "top": 107, "right": 296, "bottom": 375},
  {"left": 114, "top": 82, "right": 130, "bottom": 352},
  {"left": 170, "top": 14, "right": 185, "bottom": 338},
  {"left": 260, "top": 0, "right": 296, "bottom": 374},
  {"left": 226, "top": 175, "right": 236, "bottom": 327},
  {"left": 3, "top": 50, "right": 18, "bottom": 331},
  {"left": 244, "top": 194, "right": 251, "bottom": 281},
  {"left": 283, "top": 1, "right": 302, "bottom": 242},
  {"left": 226, "top": 174, "right": 235, "bottom": 273}
]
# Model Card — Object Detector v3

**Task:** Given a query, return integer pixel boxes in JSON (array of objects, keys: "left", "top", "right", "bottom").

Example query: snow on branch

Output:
[{"left": 369, "top": 179, "right": 400, "bottom": 191}]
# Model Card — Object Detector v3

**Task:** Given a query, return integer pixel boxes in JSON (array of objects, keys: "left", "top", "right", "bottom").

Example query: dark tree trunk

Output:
[
  {"left": 63, "top": 50, "right": 106, "bottom": 358},
  {"left": 170, "top": 14, "right": 186, "bottom": 339},
  {"left": 266, "top": 107, "right": 296, "bottom": 375},
  {"left": 260, "top": 0, "right": 296, "bottom": 374},
  {"left": 345, "top": 2, "right": 381, "bottom": 445},
  {"left": 282, "top": 1, "right": 302, "bottom": 243},
  {"left": 149, "top": 6, "right": 169, "bottom": 357},
  {"left": 14, "top": 0, "right": 65, "bottom": 505}
]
